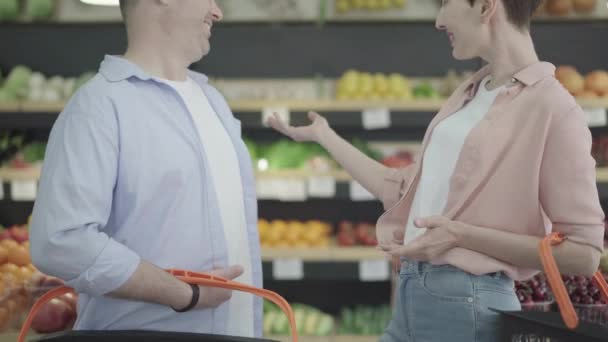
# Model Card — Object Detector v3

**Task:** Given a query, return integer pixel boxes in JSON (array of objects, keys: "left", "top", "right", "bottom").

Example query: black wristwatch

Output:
[{"left": 173, "top": 283, "right": 200, "bottom": 313}]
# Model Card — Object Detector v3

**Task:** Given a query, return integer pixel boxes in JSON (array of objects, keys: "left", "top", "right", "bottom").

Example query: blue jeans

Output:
[{"left": 380, "top": 261, "right": 521, "bottom": 342}]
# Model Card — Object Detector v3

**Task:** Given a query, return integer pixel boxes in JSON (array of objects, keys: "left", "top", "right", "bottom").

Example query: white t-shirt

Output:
[
  {"left": 163, "top": 77, "right": 254, "bottom": 337},
  {"left": 404, "top": 75, "right": 505, "bottom": 244}
]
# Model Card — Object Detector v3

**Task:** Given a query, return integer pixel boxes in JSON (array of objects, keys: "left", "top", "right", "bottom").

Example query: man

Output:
[{"left": 29, "top": 0, "right": 262, "bottom": 337}]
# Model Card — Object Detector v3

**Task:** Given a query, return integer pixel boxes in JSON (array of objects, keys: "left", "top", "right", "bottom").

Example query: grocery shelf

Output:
[
  {"left": 2, "top": 97, "right": 607, "bottom": 130},
  {"left": 261, "top": 246, "right": 386, "bottom": 262},
  {"left": 4, "top": 167, "right": 608, "bottom": 202}
]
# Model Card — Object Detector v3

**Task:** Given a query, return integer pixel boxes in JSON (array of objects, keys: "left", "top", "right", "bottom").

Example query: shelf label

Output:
[
  {"left": 307, "top": 176, "right": 336, "bottom": 198},
  {"left": 585, "top": 108, "right": 607, "bottom": 127},
  {"left": 279, "top": 179, "right": 307, "bottom": 202},
  {"left": 362, "top": 108, "right": 391, "bottom": 130},
  {"left": 11, "top": 180, "right": 37, "bottom": 201},
  {"left": 350, "top": 181, "right": 374, "bottom": 201},
  {"left": 359, "top": 259, "right": 390, "bottom": 282},
  {"left": 262, "top": 106, "right": 291, "bottom": 127},
  {"left": 256, "top": 179, "right": 275, "bottom": 200},
  {"left": 273, "top": 258, "right": 304, "bottom": 280}
]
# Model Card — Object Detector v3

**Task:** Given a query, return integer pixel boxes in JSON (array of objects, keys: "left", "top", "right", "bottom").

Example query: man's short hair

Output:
[{"left": 468, "top": 0, "right": 543, "bottom": 29}]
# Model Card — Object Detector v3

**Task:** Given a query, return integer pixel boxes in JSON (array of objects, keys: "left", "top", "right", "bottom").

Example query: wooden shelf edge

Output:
[
  {"left": 3, "top": 166, "right": 608, "bottom": 184},
  {"left": 261, "top": 246, "right": 385, "bottom": 262}
]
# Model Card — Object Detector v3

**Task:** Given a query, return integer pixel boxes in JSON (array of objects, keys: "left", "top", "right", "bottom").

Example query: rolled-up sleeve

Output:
[
  {"left": 539, "top": 105, "right": 605, "bottom": 252},
  {"left": 30, "top": 92, "right": 140, "bottom": 296},
  {"left": 381, "top": 165, "right": 416, "bottom": 211}
]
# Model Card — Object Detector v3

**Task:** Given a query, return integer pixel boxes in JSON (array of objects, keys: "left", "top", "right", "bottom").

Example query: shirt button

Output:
[{"left": 467, "top": 297, "right": 474, "bottom": 303}]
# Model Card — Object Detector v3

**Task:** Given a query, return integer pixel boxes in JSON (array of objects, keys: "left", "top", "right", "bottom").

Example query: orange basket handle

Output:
[
  {"left": 18, "top": 269, "right": 297, "bottom": 342},
  {"left": 539, "top": 232, "right": 608, "bottom": 330}
]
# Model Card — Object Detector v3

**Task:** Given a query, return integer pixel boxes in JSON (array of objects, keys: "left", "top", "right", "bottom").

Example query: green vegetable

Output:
[
  {"left": 4, "top": 65, "right": 32, "bottom": 98},
  {"left": 272, "top": 312, "right": 289, "bottom": 335},
  {"left": 264, "top": 139, "right": 312, "bottom": 170},
  {"left": 304, "top": 310, "right": 320, "bottom": 335},
  {"left": 315, "top": 314, "right": 334, "bottom": 336},
  {"left": 0, "top": 88, "right": 17, "bottom": 102},
  {"left": 413, "top": 83, "right": 440, "bottom": 99},
  {"left": 263, "top": 311, "right": 278, "bottom": 336},
  {"left": 0, "top": 0, "right": 18, "bottom": 22},
  {"left": 294, "top": 308, "right": 306, "bottom": 334},
  {"left": 26, "top": 0, "right": 53, "bottom": 20},
  {"left": 22, "top": 142, "right": 46, "bottom": 163}
]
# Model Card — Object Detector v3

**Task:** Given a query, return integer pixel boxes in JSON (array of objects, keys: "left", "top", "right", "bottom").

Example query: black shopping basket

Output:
[{"left": 497, "top": 232, "right": 608, "bottom": 342}]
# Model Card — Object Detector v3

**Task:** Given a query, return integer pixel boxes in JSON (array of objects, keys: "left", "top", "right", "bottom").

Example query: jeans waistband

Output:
[{"left": 400, "top": 259, "right": 506, "bottom": 280}]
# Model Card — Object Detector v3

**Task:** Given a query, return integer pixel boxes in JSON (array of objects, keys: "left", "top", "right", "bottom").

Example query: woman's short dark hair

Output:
[{"left": 468, "top": 0, "right": 543, "bottom": 29}]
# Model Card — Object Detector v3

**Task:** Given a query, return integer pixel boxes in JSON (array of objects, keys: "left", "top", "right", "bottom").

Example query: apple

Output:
[
  {"left": 546, "top": 0, "right": 573, "bottom": 16},
  {"left": 338, "top": 221, "right": 354, "bottom": 233},
  {"left": 59, "top": 292, "right": 78, "bottom": 312},
  {"left": 337, "top": 231, "right": 355, "bottom": 247},
  {"left": 10, "top": 228, "right": 28, "bottom": 243},
  {"left": 31, "top": 298, "right": 75, "bottom": 334},
  {"left": 355, "top": 224, "right": 369, "bottom": 245},
  {"left": 0, "top": 230, "right": 11, "bottom": 241},
  {"left": 573, "top": 0, "right": 597, "bottom": 13}
]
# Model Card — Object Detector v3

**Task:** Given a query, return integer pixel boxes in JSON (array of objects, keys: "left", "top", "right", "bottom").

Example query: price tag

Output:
[
  {"left": 585, "top": 108, "right": 607, "bottom": 127},
  {"left": 273, "top": 258, "right": 304, "bottom": 280},
  {"left": 256, "top": 179, "right": 274, "bottom": 200},
  {"left": 262, "top": 106, "right": 290, "bottom": 127},
  {"left": 279, "top": 179, "right": 307, "bottom": 202},
  {"left": 11, "top": 181, "right": 37, "bottom": 201},
  {"left": 307, "top": 176, "right": 336, "bottom": 198},
  {"left": 362, "top": 108, "right": 391, "bottom": 130},
  {"left": 350, "top": 181, "right": 374, "bottom": 201},
  {"left": 359, "top": 259, "right": 390, "bottom": 282}
]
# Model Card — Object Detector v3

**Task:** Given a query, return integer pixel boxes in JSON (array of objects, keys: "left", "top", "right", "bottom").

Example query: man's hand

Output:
[{"left": 194, "top": 265, "right": 244, "bottom": 309}]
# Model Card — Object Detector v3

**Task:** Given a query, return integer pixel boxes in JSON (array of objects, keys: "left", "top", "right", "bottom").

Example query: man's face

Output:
[{"left": 162, "top": 0, "right": 223, "bottom": 63}]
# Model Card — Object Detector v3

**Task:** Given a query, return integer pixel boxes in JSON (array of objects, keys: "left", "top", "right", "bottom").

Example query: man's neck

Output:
[{"left": 123, "top": 33, "right": 191, "bottom": 81}]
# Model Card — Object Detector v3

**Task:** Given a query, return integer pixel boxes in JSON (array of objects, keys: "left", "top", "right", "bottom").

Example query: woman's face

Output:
[{"left": 435, "top": 0, "right": 490, "bottom": 61}]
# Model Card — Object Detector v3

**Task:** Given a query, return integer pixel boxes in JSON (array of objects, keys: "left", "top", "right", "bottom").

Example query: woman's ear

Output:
[{"left": 480, "top": 0, "right": 499, "bottom": 24}]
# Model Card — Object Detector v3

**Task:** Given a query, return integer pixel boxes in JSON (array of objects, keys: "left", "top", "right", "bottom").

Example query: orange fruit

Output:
[
  {"left": 0, "top": 263, "right": 18, "bottom": 274},
  {"left": 0, "top": 240, "right": 17, "bottom": 250},
  {"left": 16, "top": 267, "right": 33, "bottom": 283},
  {"left": 7, "top": 245, "right": 30, "bottom": 267},
  {"left": 0, "top": 247, "right": 8, "bottom": 265}
]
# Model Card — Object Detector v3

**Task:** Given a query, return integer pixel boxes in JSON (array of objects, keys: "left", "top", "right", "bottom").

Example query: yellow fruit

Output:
[
  {"left": 379, "top": 0, "right": 392, "bottom": 8},
  {"left": 336, "top": 0, "right": 351, "bottom": 13},
  {"left": 267, "top": 229, "right": 283, "bottom": 244},
  {"left": 275, "top": 241, "right": 290, "bottom": 249},
  {"left": 374, "top": 73, "right": 389, "bottom": 94},
  {"left": 353, "top": 0, "right": 366, "bottom": 9},
  {"left": 359, "top": 73, "right": 374, "bottom": 95}
]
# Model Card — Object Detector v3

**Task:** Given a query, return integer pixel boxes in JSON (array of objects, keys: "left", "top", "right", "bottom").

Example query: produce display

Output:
[
  {"left": 0, "top": 132, "right": 45, "bottom": 169},
  {"left": 336, "top": 70, "right": 416, "bottom": 101},
  {"left": 540, "top": 0, "right": 598, "bottom": 16},
  {"left": 0, "top": 65, "right": 95, "bottom": 103},
  {"left": 247, "top": 138, "right": 383, "bottom": 173},
  {"left": 335, "top": 0, "right": 407, "bottom": 14},
  {"left": 258, "top": 219, "right": 332, "bottom": 248},
  {"left": 555, "top": 65, "right": 608, "bottom": 98},
  {"left": 336, "top": 221, "right": 377, "bottom": 247},
  {"left": 338, "top": 305, "right": 391, "bottom": 335},
  {"left": 264, "top": 302, "right": 334, "bottom": 336},
  {"left": 0, "top": 0, "right": 54, "bottom": 22}
]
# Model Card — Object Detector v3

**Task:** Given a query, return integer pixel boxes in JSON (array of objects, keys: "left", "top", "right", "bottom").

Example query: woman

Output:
[{"left": 267, "top": 0, "right": 605, "bottom": 341}]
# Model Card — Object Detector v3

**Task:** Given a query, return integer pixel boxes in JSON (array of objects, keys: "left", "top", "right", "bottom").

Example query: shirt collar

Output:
[
  {"left": 99, "top": 55, "right": 209, "bottom": 84},
  {"left": 464, "top": 61, "right": 556, "bottom": 98}
]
